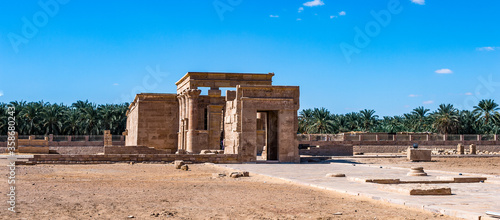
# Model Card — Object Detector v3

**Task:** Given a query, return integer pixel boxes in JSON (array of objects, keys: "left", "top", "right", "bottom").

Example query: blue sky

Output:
[{"left": 1, "top": 0, "right": 499, "bottom": 116}]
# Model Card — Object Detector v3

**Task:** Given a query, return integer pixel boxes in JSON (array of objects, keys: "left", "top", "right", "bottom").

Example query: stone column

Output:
[
  {"left": 469, "top": 144, "right": 476, "bottom": 155},
  {"left": 457, "top": 143, "right": 464, "bottom": 155},
  {"left": 185, "top": 89, "right": 201, "bottom": 153},
  {"left": 495, "top": 134, "right": 498, "bottom": 141},
  {"left": 426, "top": 134, "right": 430, "bottom": 141},
  {"left": 477, "top": 135, "right": 482, "bottom": 141},
  {"left": 176, "top": 94, "right": 186, "bottom": 154}
]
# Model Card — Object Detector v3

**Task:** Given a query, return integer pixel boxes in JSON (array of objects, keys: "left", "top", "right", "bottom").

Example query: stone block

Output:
[
  {"left": 174, "top": 160, "right": 185, "bottom": 169},
  {"left": 407, "top": 148, "right": 431, "bottom": 162}
]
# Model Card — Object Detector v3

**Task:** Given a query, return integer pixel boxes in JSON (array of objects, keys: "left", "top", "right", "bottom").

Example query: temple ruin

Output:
[{"left": 124, "top": 72, "right": 300, "bottom": 163}]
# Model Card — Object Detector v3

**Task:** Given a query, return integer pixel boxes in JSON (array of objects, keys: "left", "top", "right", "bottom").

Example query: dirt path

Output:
[{"left": 0, "top": 161, "right": 456, "bottom": 219}]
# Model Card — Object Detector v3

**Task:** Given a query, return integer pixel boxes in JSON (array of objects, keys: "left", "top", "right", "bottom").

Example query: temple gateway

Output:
[{"left": 124, "top": 72, "right": 300, "bottom": 163}]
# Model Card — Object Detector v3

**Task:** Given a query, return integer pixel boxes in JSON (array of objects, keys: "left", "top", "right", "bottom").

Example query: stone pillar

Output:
[
  {"left": 469, "top": 144, "right": 476, "bottom": 155},
  {"left": 104, "top": 130, "right": 112, "bottom": 146},
  {"left": 375, "top": 134, "right": 379, "bottom": 141},
  {"left": 443, "top": 134, "right": 447, "bottom": 141},
  {"left": 186, "top": 89, "right": 201, "bottom": 153},
  {"left": 177, "top": 94, "right": 186, "bottom": 154},
  {"left": 477, "top": 135, "right": 482, "bottom": 141},
  {"left": 409, "top": 134, "right": 413, "bottom": 141},
  {"left": 495, "top": 134, "right": 498, "bottom": 141},
  {"left": 358, "top": 134, "right": 362, "bottom": 141},
  {"left": 67, "top": 136, "right": 72, "bottom": 142},
  {"left": 426, "top": 134, "right": 430, "bottom": 141},
  {"left": 457, "top": 143, "right": 464, "bottom": 155}
]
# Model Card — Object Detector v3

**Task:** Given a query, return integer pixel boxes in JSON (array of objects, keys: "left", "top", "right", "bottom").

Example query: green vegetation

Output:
[
  {"left": 2, "top": 99, "right": 499, "bottom": 136},
  {"left": 299, "top": 99, "right": 500, "bottom": 134},
  {"left": 0, "top": 100, "right": 128, "bottom": 135}
]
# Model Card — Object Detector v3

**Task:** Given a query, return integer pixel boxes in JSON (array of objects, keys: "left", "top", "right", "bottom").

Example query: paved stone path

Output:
[{"left": 216, "top": 162, "right": 500, "bottom": 220}]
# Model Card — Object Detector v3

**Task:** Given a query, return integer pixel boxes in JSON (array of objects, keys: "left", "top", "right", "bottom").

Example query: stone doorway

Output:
[{"left": 258, "top": 111, "right": 278, "bottom": 161}]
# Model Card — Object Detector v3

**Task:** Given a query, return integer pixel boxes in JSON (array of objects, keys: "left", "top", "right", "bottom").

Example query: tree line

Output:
[
  {"left": 2, "top": 99, "right": 499, "bottom": 136},
  {"left": 0, "top": 100, "right": 128, "bottom": 136},
  {"left": 299, "top": 99, "right": 500, "bottom": 134}
]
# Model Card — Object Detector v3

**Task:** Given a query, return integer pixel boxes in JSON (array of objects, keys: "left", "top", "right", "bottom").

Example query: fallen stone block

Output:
[
  {"left": 326, "top": 173, "right": 346, "bottom": 177},
  {"left": 407, "top": 148, "right": 432, "bottom": 162},
  {"left": 180, "top": 164, "right": 189, "bottom": 171},
  {"left": 230, "top": 172, "right": 244, "bottom": 178},
  {"left": 379, "top": 184, "right": 452, "bottom": 195},
  {"left": 174, "top": 160, "right": 185, "bottom": 169}
]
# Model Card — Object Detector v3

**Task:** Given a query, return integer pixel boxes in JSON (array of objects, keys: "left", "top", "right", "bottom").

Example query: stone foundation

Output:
[{"left": 20, "top": 154, "right": 240, "bottom": 165}]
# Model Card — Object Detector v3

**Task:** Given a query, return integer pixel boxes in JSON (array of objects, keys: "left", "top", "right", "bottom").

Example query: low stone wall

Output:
[
  {"left": 354, "top": 145, "right": 500, "bottom": 153},
  {"left": 300, "top": 144, "right": 353, "bottom": 156},
  {"left": 50, "top": 146, "right": 104, "bottom": 155},
  {"left": 104, "top": 145, "right": 172, "bottom": 154},
  {"left": 21, "top": 154, "right": 241, "bottom": 164},
  {"left": 18, "top": 146, "right": 49, "bottom": 154}
]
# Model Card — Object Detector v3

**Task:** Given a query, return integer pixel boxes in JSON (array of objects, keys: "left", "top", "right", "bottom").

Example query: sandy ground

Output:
[
  {"left": 342, "top": 157, "right": 500, "bottom": 175},
  {"left": 0, "top": 160, "right": 456, "bottom": 220}
]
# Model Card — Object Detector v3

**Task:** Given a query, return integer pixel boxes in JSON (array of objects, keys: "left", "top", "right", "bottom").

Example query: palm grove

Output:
[
  {"left": 1, "top": 99, "right": 499, "bottom": 136},
  {"left": 0, "top": 100, "right": 128, "bottom": 136},
  {"left": 299, "top": 99, "right": 500, "bottom": 135}
]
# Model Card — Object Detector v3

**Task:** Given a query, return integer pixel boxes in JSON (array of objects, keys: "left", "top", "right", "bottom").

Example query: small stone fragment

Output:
[
  {"left": 230, "top": 172, "right": 244, "bottom": 178},
  {"left": 326, "top": 173, "right": 346, "bottom": 177},
  {"left": 180, "top": 164, "right": 189, "bottom": 171},
  {"left": 174, "top": 160, "right": 185, "bottom": 169}
]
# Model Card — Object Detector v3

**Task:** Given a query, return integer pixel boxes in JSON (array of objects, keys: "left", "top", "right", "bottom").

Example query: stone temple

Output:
[{"left": 124, "top": 72, "right": 300, "bottom": 163}]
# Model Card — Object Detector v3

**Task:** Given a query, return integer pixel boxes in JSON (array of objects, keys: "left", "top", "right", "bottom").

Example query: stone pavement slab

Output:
[{"left": 215, "top": 163, "right": 500, "bottom": 220}]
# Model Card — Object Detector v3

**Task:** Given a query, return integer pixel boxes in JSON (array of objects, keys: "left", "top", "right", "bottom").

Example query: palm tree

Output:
[
  {"left": 0, "top": 103, "right": 7, "bottom": 135},
  {"left": 62, "top": 108, "right": 82, "bottom": 135},
  {"left": 306, "top": 108, "right": 335, "bottom": 134},
  {"left": 359, "top": 109, "right": 378, "bottom": 131},
  {"left": 431, "top": 104, "right": 460, "bottom": 134},
  {"left": 298, "top": 109, "right": 314, "bottom": 133},
  {"left": 459, "top": 110, "right": 480, "bottom": 134},
  {"left": 41, "top": 103, "right": 64, "bottom": 135},
  {"left": 20, "top": 101, "right": 45, "bottom": 135},
  {"left": 473, "top": 99, "right": 499, "bottom": 125}
]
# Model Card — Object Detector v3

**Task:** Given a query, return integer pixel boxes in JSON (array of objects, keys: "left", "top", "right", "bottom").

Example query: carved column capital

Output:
[{"left": 185, "top": 89, "right": 201, "bottom": 99}]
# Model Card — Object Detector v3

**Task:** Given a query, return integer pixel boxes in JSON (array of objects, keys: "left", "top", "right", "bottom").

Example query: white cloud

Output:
[
  {"left": 296, "top": 18, "right": 302, "bottom": 21},
  {"left": 303, "top": 0, "right": 324, "bottom": 7},
  {"left": 435, "top": 68, "right": 453, "bottom": 74},
  {"left": 464, "top": 92, "right": 473, "bottom": 96},
  {"left": 477, "top": 46, "right": 497, "bottom": 51},
  {"left": 408, "top": 94, "right": 420, "bottom": 97},
  {"left": 411, "top": 0, "right": 425, "bottom": 5},
  {"left": 270, "top": 15, "right": 279, "bottom": 18},
  {"left": 339, "top": 11, "right": 346, "bottom": 16},
  {"left": 330, "top": 15, "right": 337, "bottom": 19},
  {"left": 0, "top": 90, "right": 3, "bottom": 97},
  {"left": 423, "top": 100, "right": 434, "bottom": 105},
  {"left": 113, "top": 83, "right": 119, "bottom": 86},
  {"left": 298, "top": 7, "right": 304, "bottom": 13}
]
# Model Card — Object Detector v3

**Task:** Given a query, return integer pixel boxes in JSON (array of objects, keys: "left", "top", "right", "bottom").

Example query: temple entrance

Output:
[{"left": 257, "top": 111, "right": 278, "bottom": 161}]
